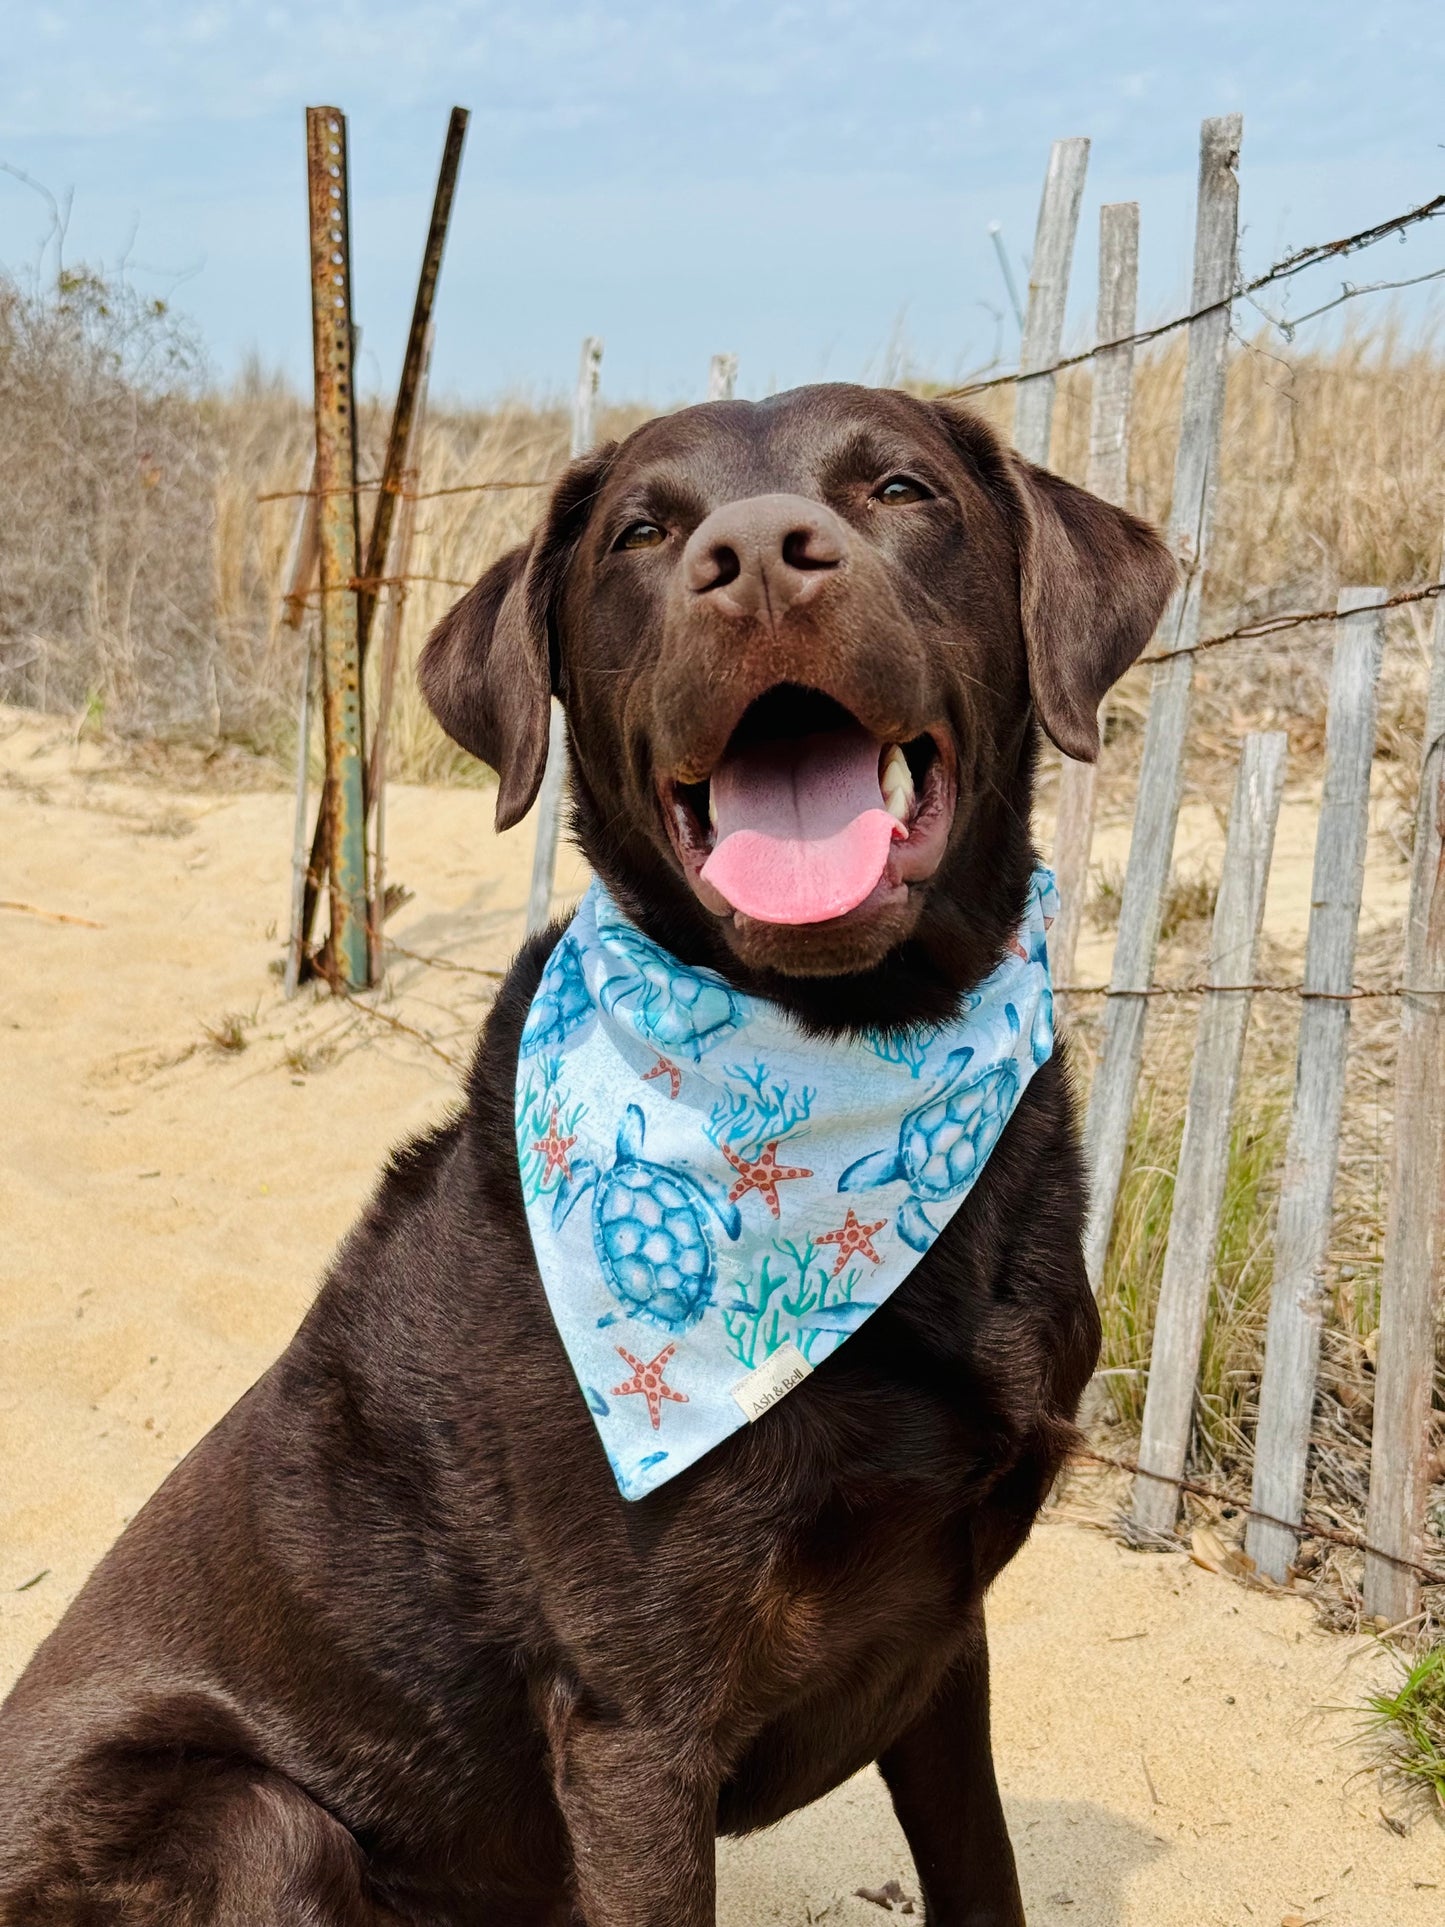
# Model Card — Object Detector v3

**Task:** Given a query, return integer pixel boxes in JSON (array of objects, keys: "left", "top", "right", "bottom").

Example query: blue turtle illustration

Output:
[
  {"left": 837, "top": 1045, "right": 1020, "bottom": 1253},
  {"left": 520, "top": 933, "right": 593, "bottom": 1058},
  {"left": 596, "top": 915, "right": 746, "bottom": 1063},
  {"left": 554, "top": 1103, "right": 742, "bottom": 1330}
]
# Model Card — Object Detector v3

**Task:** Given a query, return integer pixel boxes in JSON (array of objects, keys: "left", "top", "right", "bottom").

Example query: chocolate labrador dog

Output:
[{"left": 0, "top": 384, "right": 1173, "bottom": 1925}]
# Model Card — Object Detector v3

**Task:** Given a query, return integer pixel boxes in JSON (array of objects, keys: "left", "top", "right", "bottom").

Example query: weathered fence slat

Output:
[
  {"left": 1012, "top": 136, "right": 1089, "bottom": 465},
  {"left": 306, "top": 105, "right": 370, "bottom": 990},
  {"left": 707, "top": 353, "right": 739, "bottom": 401},
  {"left": 283, "top": 639, "right": 315, "bottom": 1001},
  {"left": 1131, "top": 730, "right": 1288, "bottom": 1536},
  {"left": 1050, "top": 200, "right": 1140, "bottom": 989},
  {"left": 526, "top": 336, "right": 603, "bottom": 937},
  {"left": 1364, "top": 542, "right": 1445, "bottom": 1621},
  {"left": 282, "top": 454, "right": 320, "bottom": 1000},
  {"left": 367, "top": 320, "right": 435, "bottom": 979},
  {"left": 1247, "top": 588, "right": 1387, "bottom": 1581},
  {"left": 1081, "top": 114, "right": 1243, "bottom": 1293}
]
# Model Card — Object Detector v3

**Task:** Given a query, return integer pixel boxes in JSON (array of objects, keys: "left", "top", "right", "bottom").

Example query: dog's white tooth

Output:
[
  {"left": 707, "top": 787, "right": 718, "bottom": 832},
  {"left": 880, "top": 745, "right": 914, "bottom": 822}
]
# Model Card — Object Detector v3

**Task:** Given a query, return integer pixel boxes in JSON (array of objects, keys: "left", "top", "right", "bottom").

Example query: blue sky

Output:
[{"left": 2, "top": 2, "right": 1441, "bottom": 403}]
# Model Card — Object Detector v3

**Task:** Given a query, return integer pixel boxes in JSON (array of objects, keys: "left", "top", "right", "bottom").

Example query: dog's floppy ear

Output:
[
  {"left": 420, "top": 445, "right": 615, "bottom": 830},
  {"left": 1007, "top": 456, "right": 1178, "bottom": 761},
  {"left": 931, "top": 403, "right": 1178, "bottom": 762}
]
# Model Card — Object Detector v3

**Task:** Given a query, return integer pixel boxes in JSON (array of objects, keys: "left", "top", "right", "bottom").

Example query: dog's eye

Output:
[
  {"left": 614, "top": 520, "right": 667, "bottom": 551},
  {"left": 874, "top": 476, "right": 931, "bottom": 505}
]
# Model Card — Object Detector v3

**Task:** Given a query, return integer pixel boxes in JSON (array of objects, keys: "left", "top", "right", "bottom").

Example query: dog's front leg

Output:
[
  {"left": 553, "top": 1715, "right": 716, "bottom": 1926},
  {"left": 877, "top": 1622, "right": 1025, "bottom": 1927}
]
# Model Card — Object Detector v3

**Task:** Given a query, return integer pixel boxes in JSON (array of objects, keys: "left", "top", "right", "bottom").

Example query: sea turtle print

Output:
[
  {"left": 554, "top": 1103, "right": 742, "bottom": 1331},
  {"left": 594, "top": 912, "right": 746, "bottom": 1063},
  {"left": 838, "top": 1044, "right": 1021, "bottom": 1252},
  {"left": 518, "top": 870, "right": 1054, "bottom": 1500},
  {"left": 520, "top": 933, "right": 593, "bottom": 1058}
]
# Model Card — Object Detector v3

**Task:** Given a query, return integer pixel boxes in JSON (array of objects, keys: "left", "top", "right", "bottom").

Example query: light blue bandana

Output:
[{"left": 516, "top": 868, "right": 1058, "bottom": 1500}]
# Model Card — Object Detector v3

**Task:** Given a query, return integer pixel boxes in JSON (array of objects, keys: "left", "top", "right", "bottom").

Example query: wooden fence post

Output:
[
  {"left": 1050, "top": 200, "right": 1140, "bottom": 989},
  {"left": 708, "top": 353, "right": 738, "bottom": 401},
  {"left": 1012, "top": 136, "right": 1089, "bottom": 465},
  {"left": 366, "top": 319, "right": 435, "bottom": 979},
  {"left": 1131, "top": 730, "right": 1287, "bottom": 1536},
  {"left": 283, "top": 637, "right": 315, "bottom": 1001},
  {"left": 1081, "top": 114, "right": 1243, "bottom": 1293},
  {"left": 525, "top": 336, "right": 602, "bottom": 937},
  {"left": 282, "top": 454, "right": 320, "bottom": 1001},
  {"left": 1364, "top": 550, "right": 1445, "bottom": 1621},
  {"left": 1248, "top": 588, "right": 1387, "bottom": 1582}
]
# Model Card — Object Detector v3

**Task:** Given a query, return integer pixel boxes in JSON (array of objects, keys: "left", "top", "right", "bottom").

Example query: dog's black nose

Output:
[{"left": 683, "top": 493, "right": 847, "bottom": 621}]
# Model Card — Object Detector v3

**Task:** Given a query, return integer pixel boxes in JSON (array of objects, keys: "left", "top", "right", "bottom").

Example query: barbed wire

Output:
[
  {"left": 1141, "top": 580, "right": 1445, "bottom": 664},
  {"left": 256, "top": 188, "right": 1445, "bottom": 518},
  {"left": 257, "top": 475, "right": 551, "bottom": 505},
  {"left": 1246, "top": 263, "right": 1445, "bottom": 341},
  {"left": 1058, "top": 981, "right": 1445, "bottom": 1002},
  {"left": 1071, "top": 1446, "right": 1445, "bottom": 1589},
  {"left": 939, "top": 188, "right": 1445, "bottom": 402}
]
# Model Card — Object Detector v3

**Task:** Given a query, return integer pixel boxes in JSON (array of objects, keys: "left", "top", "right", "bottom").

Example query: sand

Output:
[{"left": 1, "top": 706, "right": 1437, "bottom": 1924}]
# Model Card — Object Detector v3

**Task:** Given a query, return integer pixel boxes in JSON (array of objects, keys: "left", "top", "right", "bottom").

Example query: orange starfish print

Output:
[
  {"left": 720, "top": 1139, "right": 813, "bottom": 1218},
  {"left": 611, "top": 1343, "right": 688, "bottom": 1430},
  {"left": 531, "top": 1107, "right": 576, "bottom": 1183},
  {"left": 640, "top": 1053, "right": 682, "bottom": 1099},
  {"left": 814, "top": 1208, "right": 887, "bottom": 1276}
]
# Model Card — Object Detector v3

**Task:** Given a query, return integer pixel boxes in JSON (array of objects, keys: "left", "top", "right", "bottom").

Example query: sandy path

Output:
[{"left": 1, "top": 710, "right": 1436, "bottom": 1924}]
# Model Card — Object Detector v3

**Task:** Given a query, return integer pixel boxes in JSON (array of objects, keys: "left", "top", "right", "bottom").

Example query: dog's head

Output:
[{"left": 423, "top": 384, "right": 1175, "bottom": 1028}]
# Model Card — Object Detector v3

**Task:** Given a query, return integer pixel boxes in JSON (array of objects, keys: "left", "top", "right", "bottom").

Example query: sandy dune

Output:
[{"left": 1, "top": 708, "right": 1436, "bottom": 1924}]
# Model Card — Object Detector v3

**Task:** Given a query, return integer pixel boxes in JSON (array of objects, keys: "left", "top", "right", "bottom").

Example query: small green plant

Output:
[
  {"left": 1365, "top": 1641, "right": 1445, "bottom": 1811},
  {"left": 1096, "top": 1069, "right": 1285, "bottom": 1470},
  {"left": 283, "top": 1038, "right": 336, "bottom": 1076},
  {"left": 1087, "top": 864, "right": 1217, "bottom": 939},
  {"left": 203, "top": 1010, "right": 253, "bottom": 1055},
  {"left": 1158, "top": 867, "right": 1219, "bottom": 940}
]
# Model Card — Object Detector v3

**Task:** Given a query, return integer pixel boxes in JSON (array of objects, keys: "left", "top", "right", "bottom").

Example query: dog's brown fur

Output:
[{"left": 0, "top": 385, "right": 1175, "bottom": 1925}]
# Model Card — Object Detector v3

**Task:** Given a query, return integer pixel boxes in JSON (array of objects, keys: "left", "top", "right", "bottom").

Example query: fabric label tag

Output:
[{"left": 732, "top": 1341, "right": 813, "bottom": 1421}]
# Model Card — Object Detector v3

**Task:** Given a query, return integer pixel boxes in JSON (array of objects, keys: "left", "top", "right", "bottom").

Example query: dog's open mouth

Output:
[{"left": 660, "top": 686, "right": 957, "bottom": 928}]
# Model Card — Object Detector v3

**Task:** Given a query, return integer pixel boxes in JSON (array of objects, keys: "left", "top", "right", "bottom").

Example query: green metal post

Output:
[{"left": 306, "top": 105, "right": 370, "bottom": 990}]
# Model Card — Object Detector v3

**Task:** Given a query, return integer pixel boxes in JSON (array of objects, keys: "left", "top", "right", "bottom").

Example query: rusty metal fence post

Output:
[
  {"left": 306, "top": 105, "right": 370, "bottom": 989},
  {"left": 297, "top": 107, "right": 470, "bottom": 979}
]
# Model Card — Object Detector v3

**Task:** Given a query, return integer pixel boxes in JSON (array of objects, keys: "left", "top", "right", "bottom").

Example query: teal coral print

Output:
[
  {"left": 705, "top": 1060, "right": 816, "bottom": 1221},
  {"left": 860, "top": 1022, "right": 942, "bottom": 1079},
  {"left": 721, "top": 1235, "right": 874, "bottom": 1372},
  {"left": 516, "top": 1056, "right": 587, "bottom": 1206},
  {"left": 704, "top": 1059, "right": 815, "bottom": 1160},
  {"left": 554, "top": 1104, "right": 742, "bottom": 1332}
]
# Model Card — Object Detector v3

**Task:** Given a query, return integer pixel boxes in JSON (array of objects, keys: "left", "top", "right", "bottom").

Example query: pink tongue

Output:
[{"left": 700, "top": 726, "right": 905, "bottom": 925}]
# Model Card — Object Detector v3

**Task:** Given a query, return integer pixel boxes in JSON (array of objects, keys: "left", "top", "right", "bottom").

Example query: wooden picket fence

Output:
[
  {"left": 1010, "top": 118, "right": 1445, "bottom": 1621},
  {"left": 297, "top": 104, "right": 1441, "bottom": 1620}
]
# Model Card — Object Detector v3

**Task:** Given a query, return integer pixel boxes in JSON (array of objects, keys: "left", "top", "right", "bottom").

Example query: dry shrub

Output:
[
  {"left": 6, "top": 272, "right": 1445, "bottom": 789},
  {"left": 0, "top": 268, "right": 219, "bottom": 735}
]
